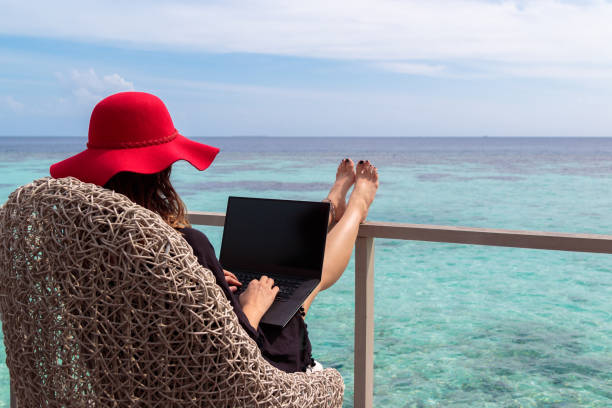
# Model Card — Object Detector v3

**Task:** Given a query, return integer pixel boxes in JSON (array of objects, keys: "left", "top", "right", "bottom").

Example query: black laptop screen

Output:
[{"left": 219, "top": 197, "right": 330, "bottom": 279}]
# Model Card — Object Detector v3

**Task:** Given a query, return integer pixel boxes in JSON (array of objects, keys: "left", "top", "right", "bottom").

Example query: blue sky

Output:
[{"left": 1, "top": 0, "right": 611, "bottom": 137}]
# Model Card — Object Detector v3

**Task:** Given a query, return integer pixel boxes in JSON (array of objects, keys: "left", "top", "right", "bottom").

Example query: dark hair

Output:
[{"left": 104, "top": 166, "right": 190, "bottom": 229}]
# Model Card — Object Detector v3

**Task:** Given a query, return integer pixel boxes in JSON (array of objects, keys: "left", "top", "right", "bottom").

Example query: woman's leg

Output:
[{"left": 303, "top": 160, "right": 378, "bottom": 314}]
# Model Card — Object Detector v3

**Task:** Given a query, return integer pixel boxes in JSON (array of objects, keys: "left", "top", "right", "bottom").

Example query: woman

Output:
[{"left": 50, "top": 92, "right": 378, "bottom": 373}]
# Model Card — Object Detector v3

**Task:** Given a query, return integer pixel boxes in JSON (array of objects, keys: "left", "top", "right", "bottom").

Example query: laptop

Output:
[{"left": 219, "top": 196, "right": 330, "bottom": 327}]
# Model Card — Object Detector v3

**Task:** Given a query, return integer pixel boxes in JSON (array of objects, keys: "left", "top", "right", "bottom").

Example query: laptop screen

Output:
[{"left": 219, "top": 197, "right": 330, "bottom": 279}]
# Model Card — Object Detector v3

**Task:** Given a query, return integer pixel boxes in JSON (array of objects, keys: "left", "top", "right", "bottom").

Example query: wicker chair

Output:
[{"left": 0, "top": 177, "right": 344, "bottom": 407}]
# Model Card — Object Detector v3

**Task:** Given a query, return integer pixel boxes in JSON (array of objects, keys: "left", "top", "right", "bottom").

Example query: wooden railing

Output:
[{"left": 187, "top": 211, "right": 612, "bottom": 408}]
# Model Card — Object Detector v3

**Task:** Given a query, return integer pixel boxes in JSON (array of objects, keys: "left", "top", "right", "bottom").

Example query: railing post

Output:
[{"left": 354, "top": 236, "right": 375, "bottom": 408}]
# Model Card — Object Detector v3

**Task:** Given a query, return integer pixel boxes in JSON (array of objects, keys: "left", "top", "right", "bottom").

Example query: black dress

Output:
[{"left": 179, "top": 227, "right": 315, "bottom": 373}]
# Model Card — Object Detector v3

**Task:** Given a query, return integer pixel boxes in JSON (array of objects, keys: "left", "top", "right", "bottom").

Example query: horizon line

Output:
[{"left": 2, "top": 135, "right": 612, "bottom": 139}]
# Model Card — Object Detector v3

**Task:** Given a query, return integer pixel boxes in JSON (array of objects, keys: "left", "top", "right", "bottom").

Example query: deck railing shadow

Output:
[{"left": 187, "top": 211, "right": 612, "bottom": 408}]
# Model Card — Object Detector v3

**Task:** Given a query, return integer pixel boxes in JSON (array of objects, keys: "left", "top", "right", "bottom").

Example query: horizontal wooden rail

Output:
[
  {"left": 188, "top": 211, "right": 612, "bottom": 254},
  {"left": 188, "top": 211, "right": 226, "bottom": 227}
]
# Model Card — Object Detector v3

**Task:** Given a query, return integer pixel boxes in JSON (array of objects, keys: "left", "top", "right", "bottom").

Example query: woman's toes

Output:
[
  {"left": 356, "top": 160, "right": 366, "bottom": 173},
  {"left": 338, "top": 158, "right": 355, "bottom": 176}
]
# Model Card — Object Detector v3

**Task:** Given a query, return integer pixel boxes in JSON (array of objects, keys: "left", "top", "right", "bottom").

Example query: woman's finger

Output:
[
  {"left": 223, "top": 269, "right": 239, "bottom": 281},
  {"left": 224, "top": 270, "right": 240, "bottom": 283},
  {"left": 229, "top": 285, "right": 237, "bottom": 293},
  {"left": 225, "top": 275, "right": 242, "bottom": 285},
  {"left": 223, "top": 270, "right": 242, "bottom": 287}
]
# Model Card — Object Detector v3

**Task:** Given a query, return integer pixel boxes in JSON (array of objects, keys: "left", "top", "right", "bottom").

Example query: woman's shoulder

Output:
[
  {"left": 177, "top": 227, "right": 212, "bottom": 248},
  {"left": 177, "top": 227, "right": 223, "bottom": 274}
]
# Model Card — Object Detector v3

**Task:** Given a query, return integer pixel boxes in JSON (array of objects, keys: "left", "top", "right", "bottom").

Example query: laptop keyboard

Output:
[{"left": 233, "top": 271, "right": 303, "bottom": 301}]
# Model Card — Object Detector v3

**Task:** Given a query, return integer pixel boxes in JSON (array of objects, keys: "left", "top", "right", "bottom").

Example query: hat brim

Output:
[{"left": 50, "top": 134, "right": 219, "bottom": 186}]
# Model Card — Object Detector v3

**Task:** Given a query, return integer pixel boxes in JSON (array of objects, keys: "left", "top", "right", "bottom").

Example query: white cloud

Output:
[
  {"left": 145, "top": 74, "right": 612, "bottom": 137},
  {"left": 499, "top": 64, "right": 612, "bottom": 79},
  {"left": 1, "top": 0, "right": 612, "bottom": 79},
  {"left": 378, "top": 63, "right": 447, "bottom": 77},
  {"left": 56, "top": 68, "right": 134, "bottom": 104},
  {"left": 0, "top": 95, "right": 24, "bottom": 112}
]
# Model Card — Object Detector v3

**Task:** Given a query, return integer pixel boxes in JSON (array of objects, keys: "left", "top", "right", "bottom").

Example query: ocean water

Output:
[{"left": 1, "top": 136, "right": 611, "bottom": 407}]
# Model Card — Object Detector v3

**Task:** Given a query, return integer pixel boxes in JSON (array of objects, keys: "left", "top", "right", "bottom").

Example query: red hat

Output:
[{"left": 50, "top": 92, "right": 219, "bottom": 186}]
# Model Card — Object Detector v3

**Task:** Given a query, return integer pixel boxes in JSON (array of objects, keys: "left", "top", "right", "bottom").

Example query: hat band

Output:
[{"left": 87, "top": 131, "right": 178, "bottom": 150}]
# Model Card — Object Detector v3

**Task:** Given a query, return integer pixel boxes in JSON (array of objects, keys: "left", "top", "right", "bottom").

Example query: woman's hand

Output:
[
  {"left": 223, "top": 269, "right": 242, "bottom": 293},
  {"left": 239, "top": 276, "right": 279, "bottom": 329}
]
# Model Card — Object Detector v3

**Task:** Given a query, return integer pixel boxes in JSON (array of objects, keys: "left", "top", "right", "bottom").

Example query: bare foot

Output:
[
  {"left": 347, "top": 160, "right": 379, "bottom": 222},
  {"left": 325, "top": 158, "right": 356, "bottom": 223}
]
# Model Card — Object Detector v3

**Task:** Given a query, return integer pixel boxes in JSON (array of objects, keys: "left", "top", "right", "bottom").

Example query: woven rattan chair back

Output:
[{"left": 0, "top": 177, "right": 343, "bottom": 407}]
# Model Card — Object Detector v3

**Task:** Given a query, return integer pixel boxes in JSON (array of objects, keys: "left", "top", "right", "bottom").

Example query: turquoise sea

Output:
[{"left": 1, "top": 136, "right": 611, "bottom": 407}]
